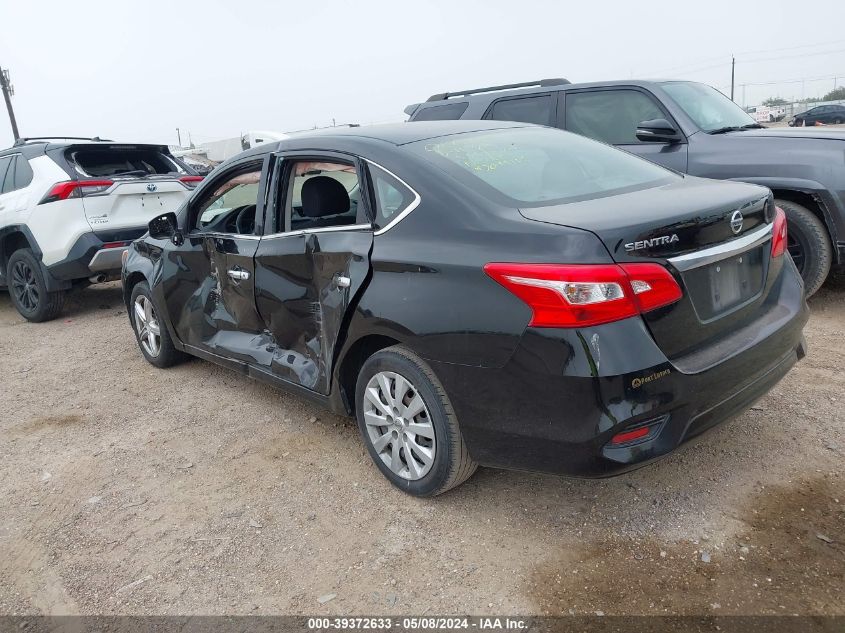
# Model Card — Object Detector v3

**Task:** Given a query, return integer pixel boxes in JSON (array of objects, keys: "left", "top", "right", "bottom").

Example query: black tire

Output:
[
  {"left": 355, "top": 345, "right": 477, "bottom": 497},
  {"left": 129, "top": 281, "right": 185, "bottom": 368},
  {"left": 775, "top": 199, "right": 832, "bottom": 297},
  {"left": 6, "top": 249, "right": 65, "bottom": 322}
]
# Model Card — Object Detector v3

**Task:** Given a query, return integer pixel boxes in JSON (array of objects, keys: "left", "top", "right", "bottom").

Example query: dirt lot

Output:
[{"left": 0, "top": 272, "right": 843, "bottom": 616}]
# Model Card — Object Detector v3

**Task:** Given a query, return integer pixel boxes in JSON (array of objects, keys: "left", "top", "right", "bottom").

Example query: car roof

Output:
[{"left": 286, "top": 120, "right": 531, "bottom": 146}]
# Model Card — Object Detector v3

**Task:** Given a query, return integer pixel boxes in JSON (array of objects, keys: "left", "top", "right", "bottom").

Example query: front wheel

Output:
[
  {"left": 7, "top": 249, "right": 65, "bottom": 322},
  {"left": 355, "top": 345, "right": 477, "bottom": 497},
  {"left": 775, "top": 199, "right": 832, "bottom": 297},
  {"left": 130, "top": 281, "right": 185, "bottom": 368}
]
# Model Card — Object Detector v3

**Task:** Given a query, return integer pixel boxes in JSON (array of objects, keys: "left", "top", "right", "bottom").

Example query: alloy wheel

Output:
[
  {"left": 11, "top": 260, "right": 39, "bottom": 313},
  {"left": 362, "top": 371, "right": 436, "bottom": 480},
  {"left": 133, "top": 295, "right": 162, "bottom": 357}
]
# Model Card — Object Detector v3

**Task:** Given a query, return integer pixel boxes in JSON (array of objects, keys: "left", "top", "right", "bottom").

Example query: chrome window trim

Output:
[
  {"left": 366, "top": 159, "right": 422, "bottom": 236},
  {"left": 668, "top": 222, "right": 773, "bottom": 272},
  {"left": 190, "top": 231, "right": 262, "bottom": 241},
  {"left": 262, "top": 224, "right": 372, "bottom": 240}
]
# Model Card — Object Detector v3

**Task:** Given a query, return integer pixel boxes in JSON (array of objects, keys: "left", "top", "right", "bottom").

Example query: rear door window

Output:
[
  {"left": 485, "top": 94, "right": 554, "bottom": 126},
  {"left": 412, "top": 102, "right": 469, "bottom": 121},
  {"left": 565, "top": 89, "right": 665, "bottom": 144},
  {"left": 282, "top": 161, "right": 363, "bottom": 232},
  {"left": 68, "top": 146, "right": 186, "bottom": 178}
]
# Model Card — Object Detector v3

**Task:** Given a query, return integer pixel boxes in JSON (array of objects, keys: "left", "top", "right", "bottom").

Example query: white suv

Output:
[{"left": 0, "top": 137, "right": 202, "bottom": 321}]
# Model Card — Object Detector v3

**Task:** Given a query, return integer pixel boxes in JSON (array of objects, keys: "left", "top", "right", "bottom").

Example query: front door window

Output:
[{"left": 193, "top": 167, "right": 262, "bottom": 234}]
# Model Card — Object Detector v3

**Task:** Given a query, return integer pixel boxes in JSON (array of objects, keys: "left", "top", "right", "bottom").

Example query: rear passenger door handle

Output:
[{"left": 227, "top": 269, "right": 250, "bottom": 281}]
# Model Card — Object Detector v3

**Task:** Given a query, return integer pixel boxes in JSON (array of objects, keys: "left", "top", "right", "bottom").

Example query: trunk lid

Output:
[
  {"left": 519, "top": 177, "right": 776, "bottom": 359},
  {"left": 61, "top": 143, "right": 197, "bottom": 231},
  {"left": 80, "top": 177, "right": 193, "bottom": 230}
]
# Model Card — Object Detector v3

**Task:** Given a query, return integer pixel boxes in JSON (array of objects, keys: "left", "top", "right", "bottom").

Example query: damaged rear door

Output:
[{"left": 253, "top": 152, "right": 373, "bottom": 394}]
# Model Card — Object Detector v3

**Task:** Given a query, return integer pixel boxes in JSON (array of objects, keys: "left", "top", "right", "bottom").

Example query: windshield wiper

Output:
[{"left": 708, "top": 123, "right": 764, "bottom": 134}]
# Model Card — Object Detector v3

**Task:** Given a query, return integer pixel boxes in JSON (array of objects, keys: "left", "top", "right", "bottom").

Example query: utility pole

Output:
[
  {"left": 730, "top": 56, "right": 735, "bottom": 102},
  {"left": 0, "top": 66, "right": 20, "bottom": 141},
  {"left": 176, "top": 127, "right": 182, "bottom": 147}
]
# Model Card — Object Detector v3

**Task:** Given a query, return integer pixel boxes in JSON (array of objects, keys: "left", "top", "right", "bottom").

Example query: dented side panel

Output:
[{"left": 254, "top": 229, "right": 373, "bottom": 395}]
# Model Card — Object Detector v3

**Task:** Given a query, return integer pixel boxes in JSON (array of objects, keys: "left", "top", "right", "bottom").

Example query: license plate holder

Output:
[{"left": 685, "top": 246, "right": 765, "bottom": 321}]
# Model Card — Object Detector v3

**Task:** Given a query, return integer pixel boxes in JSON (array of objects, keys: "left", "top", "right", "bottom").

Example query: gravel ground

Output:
[{"left": 0, "top": 271, "right": 842, "bottom": 616}]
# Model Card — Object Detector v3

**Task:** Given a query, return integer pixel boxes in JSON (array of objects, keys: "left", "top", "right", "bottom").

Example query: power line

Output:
[
  {"left": 646, "top": 38, "right": 845, "bottom": 77},
  {"left": 727, "top": 72, "right": 845, "bottom": 88},
  {"left": 739, "top": 46, "right": 845, "bottom": 65},
  {"left": 735, "top": 37, "right": 845, "bottom": 57}
]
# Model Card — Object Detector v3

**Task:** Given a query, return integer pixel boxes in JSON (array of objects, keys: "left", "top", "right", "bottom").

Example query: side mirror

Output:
[
  {"left": 635, "top": 118, "right": 682, "bottom": 143},
  {"left": 148, "top": 212, "right": 183, "bottom": 245}
]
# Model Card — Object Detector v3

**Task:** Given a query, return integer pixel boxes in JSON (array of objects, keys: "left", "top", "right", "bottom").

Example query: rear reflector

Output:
[
  {"left": 610, "top": 426, "right": 650, "bottom": 445},
  {"left": 483, "top": 262, "right": 682, "bottom": 328},
  {"left": 179, "top": 175, "right": 204, "bottom": 189},
  {"left": 101, "top": 241, "right": 130, "bottom": 249},
  {"left": 771, "top": 206, "right": 787, "bottom": 258},
  {"left": 39, "top": 180, "right": 113, "bottom": 204}
]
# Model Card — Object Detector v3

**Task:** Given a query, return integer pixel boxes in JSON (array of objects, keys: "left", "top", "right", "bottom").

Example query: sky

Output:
[{"left": 2, "top": 0, "right": 845, "bottom": 148}]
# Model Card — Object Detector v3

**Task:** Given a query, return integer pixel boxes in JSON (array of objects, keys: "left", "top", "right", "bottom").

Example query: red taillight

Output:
[
  {"left": 619, "top": 263, "right": 685, "bottom": 313},
  {"left": 771, "top": 206, "right": 787, "bottom": 258},
  {"left": 39, "top": 180, "right": 113, "bottom": 204},
  {"left": 610, "top": 426, "right": 650, "bottom": 445},
  {"left": 179, "top": 175, "right": 204, "bottom": 189},
  {"left": 483, "top": 262, "right": 682, "bottom": 328}
]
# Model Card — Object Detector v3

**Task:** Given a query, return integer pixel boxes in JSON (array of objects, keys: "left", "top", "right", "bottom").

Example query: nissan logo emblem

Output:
[
  {"left": 146, "top": 183, "right": 158, "bottom": 193},
  {"left": 729, "top": 210, "right": 743, "bottom": 234}
]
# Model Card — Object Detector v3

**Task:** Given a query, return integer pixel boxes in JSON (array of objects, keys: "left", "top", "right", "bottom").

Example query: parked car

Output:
[
  {"left": 746, "top": 105, "right": 785, "bottom": 123},
  {"left": 789, "top": 104, "right": 845, "bottom": 127},
  {"left": 0, "top": 137, "right": 202, "bottom": 321},
  {"left": 122, "top": 121, "right": 808, "bottom": 497},
  {"left": 406, "top": 79, "right": 845, "bottom": 296}
]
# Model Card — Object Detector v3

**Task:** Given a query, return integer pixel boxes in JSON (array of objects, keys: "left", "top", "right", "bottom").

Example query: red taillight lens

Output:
[
  {"left": 179, "top": 175, "right": 204, "bottom": 189},
  {"left": 771, "top": 206, "right": 787, "bottom": 258},
  {"left": 39, "top": 180, "right": 113, "bottom": 204},
  {"left": 619, "top": 263, "right": 684, "bottom": 313},
  {"left": 483, "top": 262, "right": 682, "bottom": 328}
]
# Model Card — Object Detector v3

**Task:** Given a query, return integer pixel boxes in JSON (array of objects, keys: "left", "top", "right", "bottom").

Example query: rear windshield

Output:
[
  {"left": 68, "top": 146, "right": 186, "bottom": 178},
  {"left": 409, "top": 127, "right": 677, "bottom": 207}
]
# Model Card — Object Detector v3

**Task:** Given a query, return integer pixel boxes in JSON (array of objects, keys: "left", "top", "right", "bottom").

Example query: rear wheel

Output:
[
  {"left": 130, "top": 281, "right": 185, "bottom": 368},
  {"left": 355, "top": 345, "right": 477, "bottom": 496},
  {"left": 775, "top": 199, "right": 832, "bottom": 297},
  {"left": 7, "top": 249, "right": 65, "bottom": 322}
]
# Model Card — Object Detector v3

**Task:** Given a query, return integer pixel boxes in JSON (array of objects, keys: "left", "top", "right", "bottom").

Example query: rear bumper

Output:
[
  {"left": 428, "top": 259, "right": 809, "bottom": 477},
  {"left": 46, "top": 228, "right": 146, "bottom": 282},
  {"left": 87, "top": 246, "right": 128, "bottom": 273}
]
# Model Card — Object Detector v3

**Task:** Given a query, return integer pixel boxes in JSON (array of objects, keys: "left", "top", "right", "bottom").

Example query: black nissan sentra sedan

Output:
[{"left": 122, "top": 121, "right": 808, "bottom": 496}]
